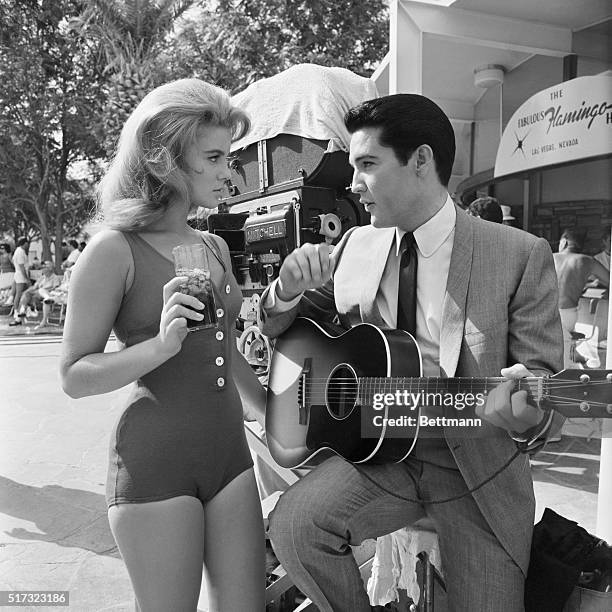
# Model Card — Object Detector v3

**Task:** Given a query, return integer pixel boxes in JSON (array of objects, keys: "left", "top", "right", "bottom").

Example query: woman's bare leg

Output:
[
  {"left": 108, "top": 496, "right": 205, "bottom": 612},
  {"left": 203, "top": 468, "right": 265, "bottom": 611}
]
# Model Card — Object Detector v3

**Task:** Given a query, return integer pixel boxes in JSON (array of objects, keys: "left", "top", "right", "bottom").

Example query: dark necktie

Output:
[{"left": 396, "top": 232, "right": 418, "bottom": 335}]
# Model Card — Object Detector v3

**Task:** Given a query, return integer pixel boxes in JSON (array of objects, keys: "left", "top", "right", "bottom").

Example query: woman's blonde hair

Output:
[{"left": 97, "top": 78, "right": 249, "bottom": 231}]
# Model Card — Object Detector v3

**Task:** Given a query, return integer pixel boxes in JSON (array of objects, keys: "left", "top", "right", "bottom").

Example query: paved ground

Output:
[
  {"left": 0, "top": 332, "right": 605, "bottom": 611},
  {"left": 1, "top": 336, "right": 136, "bottom": 612}
]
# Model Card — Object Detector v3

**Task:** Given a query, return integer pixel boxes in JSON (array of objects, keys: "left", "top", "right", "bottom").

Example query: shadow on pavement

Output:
[
  {"left": 0, "top": 314, "right": 63, "bottom": 337},
  {"left": 0, "top": 475, "right": 119, "bottom": 558},
  {"left": 531, "top": 436, "right": 601, "bottom": 495}
]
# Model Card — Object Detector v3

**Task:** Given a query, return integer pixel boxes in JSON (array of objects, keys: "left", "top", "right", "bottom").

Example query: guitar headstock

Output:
[{"left": 545, "top": 369, "right": 612, "bottom": 418}]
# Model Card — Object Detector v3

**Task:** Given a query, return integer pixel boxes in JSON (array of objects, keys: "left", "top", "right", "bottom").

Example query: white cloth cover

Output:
[
  {"left": 367, "top": 526, "right": 444, "bottom": 607},
  {"left": 231, "top": 63, "right": 378, "bottom": 153}
]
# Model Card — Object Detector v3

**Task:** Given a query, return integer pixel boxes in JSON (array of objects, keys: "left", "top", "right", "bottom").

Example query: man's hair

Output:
[
  {"left": 16, "top": 237, "right": 27, "bottom": 247},
  {"left": 561, "top": 228, "right": 586, "bottom": 252},
  {"left": 467, "top": 197, "right": 503, "bottom": 224},
  {"left": 0, "top": 243, "right": 10, "bottom": 253},
  {"left": 344, "top": 94, "right": 456, "bottom": 186},
  {"left": 68, "top": 239, "right": 79, "bottom": 249}
]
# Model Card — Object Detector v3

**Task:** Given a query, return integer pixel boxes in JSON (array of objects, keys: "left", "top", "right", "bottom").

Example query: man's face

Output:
[
  {"left": 42, "top": 261, "right": 54, "bottom": 274},
  {"left": 348, "top": 127, "right": 422, "bottom": 230}
]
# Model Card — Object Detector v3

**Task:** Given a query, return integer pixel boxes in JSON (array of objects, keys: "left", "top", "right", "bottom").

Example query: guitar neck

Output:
[
  {"left": 356, "top": 374, "right": 612, "bottom": 419},
  {"left": 357, "top": 376, "right": 535, "bottom": 394}
]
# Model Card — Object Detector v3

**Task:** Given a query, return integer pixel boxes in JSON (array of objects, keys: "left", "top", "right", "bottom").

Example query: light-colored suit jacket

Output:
[{"left": 259, "top": 208, "right": 563, "bottom": 573}]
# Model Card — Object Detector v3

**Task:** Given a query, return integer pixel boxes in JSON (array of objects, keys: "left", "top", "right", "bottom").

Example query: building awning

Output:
[
  {"left": 494, "top": 74, "right": 612, "bottom": 179},
  {"left": 455, "top": 168, "right": 495, "bottom": 196}
]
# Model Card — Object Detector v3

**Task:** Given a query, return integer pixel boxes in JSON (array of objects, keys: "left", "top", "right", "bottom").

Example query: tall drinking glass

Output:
[{"left": 172, "top": 243, "right": 217, "bottom": 331}]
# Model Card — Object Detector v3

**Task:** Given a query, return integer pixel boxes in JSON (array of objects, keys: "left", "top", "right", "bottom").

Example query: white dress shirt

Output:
[
  {"left": 383, "top": 195, "right": 456, "bottom": 377},
  {"left": 265, "top": 195, "right": 456, "bottom": 378}
]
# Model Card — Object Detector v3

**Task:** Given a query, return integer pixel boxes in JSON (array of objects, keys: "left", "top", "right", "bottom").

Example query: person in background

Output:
[
  {"left": 594, "top": 225, "right": 610, "bottom": 272},
  {"left": 44, "top": 268, "right": 73, "bottom": 322},
  {"left": 11, "top": 237, "right": 30, "bottom": 324},
  {"left": 59, "top": 78, "right": 265, "bottom": 611},
  {"left": 553, "top": 228, "right": 609, "bottom": 368},
  {"left": 61, "top": 239, "right": 81, "bottom": 270},
  {"left": 79, "top": 240, "right": 87, "bottom": 252},
  {"left": 10, "top": 260, "right": 60, "bottom": 328},
  {"left": 0, "top": 243, "right": 16, "bottom": 307},
  {"left": 467, "top": 196, "right": 503, "bottom": 223},
  {"left": 0, "top": 243, "right": 14, "bottom": 274}
]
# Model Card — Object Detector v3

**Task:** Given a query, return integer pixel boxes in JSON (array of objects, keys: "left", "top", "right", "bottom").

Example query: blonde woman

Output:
[{"left": 60, "top": 79, "right": 265, "bottom": 611}]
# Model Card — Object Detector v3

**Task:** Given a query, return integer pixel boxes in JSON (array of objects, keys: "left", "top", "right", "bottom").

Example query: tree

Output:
[
  {"left": 163, "top": 0, "right": 388, "bottom": 94},
  {"left": 0, "top": 0, "right": 106, "bottom": 267},
  {"left": 0, "top": 0, "right": 388, "bottom": 262},
  {"left": 71, "top": 0, "right": 199, "bottom": 155}
]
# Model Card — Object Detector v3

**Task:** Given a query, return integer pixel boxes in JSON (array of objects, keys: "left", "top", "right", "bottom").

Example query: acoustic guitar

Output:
[{"left": 265, "top": 317, "right": 612, "bottom": 468}]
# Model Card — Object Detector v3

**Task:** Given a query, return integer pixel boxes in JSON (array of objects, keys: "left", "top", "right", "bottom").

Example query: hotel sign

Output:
[{"left": 494, "top": 75, "right": 612, "bottom": 178}]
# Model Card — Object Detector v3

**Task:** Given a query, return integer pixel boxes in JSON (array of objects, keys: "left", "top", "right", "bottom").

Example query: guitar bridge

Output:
[{"left": 298, "top": 358, "right": 311, "bottom": 425}]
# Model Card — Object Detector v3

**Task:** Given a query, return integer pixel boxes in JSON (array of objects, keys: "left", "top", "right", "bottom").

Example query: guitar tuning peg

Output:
[
  {"left": 579, "top": 374, "right": 590, "bottom": 384},
  {"left": 607, "top": 373, "right": 612, "bottom": 382}
]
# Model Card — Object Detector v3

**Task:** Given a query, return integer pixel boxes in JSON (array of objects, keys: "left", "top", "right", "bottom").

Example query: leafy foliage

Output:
[
  {"left": 70, "top": 0, "right": 198, "bottom": 155},
  {"left": 164, "top": 0, "right": 388, "bottom": 93},
  {"left": 0, "top": 0, "right": 105, "bottom": 264},
  {"left": 0, "top": 0, "right": 388, "bottom": 256}
]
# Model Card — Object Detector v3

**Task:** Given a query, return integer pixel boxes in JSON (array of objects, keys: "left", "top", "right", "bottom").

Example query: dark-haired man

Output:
[
  {"left": 258, "top": 94, "right": 563, "bottom": 611},
  {"left": 467, "top": 196, "right": 503, "bottom": 223}
]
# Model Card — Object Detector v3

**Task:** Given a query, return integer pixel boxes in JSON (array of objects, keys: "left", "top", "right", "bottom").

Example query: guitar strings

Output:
[
  {"left": 303, "top": 391, "right": 611, "bottom": 400},
  {"left": 303, "top": 387, "right": 612, "bottom": 397},
  {"left": 296, "top": 378, "right": 611, "bottom": 385},
  {"left": 294, "top": 377, "right": 612, "bottom": 392}
]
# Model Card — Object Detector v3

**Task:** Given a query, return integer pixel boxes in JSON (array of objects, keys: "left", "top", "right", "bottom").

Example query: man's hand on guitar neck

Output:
[
  {"left": 276, "top": 243, "right": 334, "bottom": 302},
  {"left": 476, "top": 363, "right": 554, "bottom": 451}
]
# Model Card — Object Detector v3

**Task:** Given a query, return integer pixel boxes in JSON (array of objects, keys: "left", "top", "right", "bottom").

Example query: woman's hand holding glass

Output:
[{"left": 158, "top": 276, "right": 205, "bottom": 357}]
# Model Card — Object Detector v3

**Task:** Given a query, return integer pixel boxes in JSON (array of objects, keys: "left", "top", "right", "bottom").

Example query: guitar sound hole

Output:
[{"left": 326, "top": 364, "right": 358, "bottom": 419}]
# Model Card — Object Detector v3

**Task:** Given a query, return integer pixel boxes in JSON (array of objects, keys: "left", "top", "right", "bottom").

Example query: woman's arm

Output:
[{"left": 60, "top": 230, "right": 203, "bottom": 398}]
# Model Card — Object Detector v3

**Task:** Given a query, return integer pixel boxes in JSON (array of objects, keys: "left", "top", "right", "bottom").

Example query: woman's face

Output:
[{"left": 183, "top": 124, "right": 232, "bottom": 209}]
